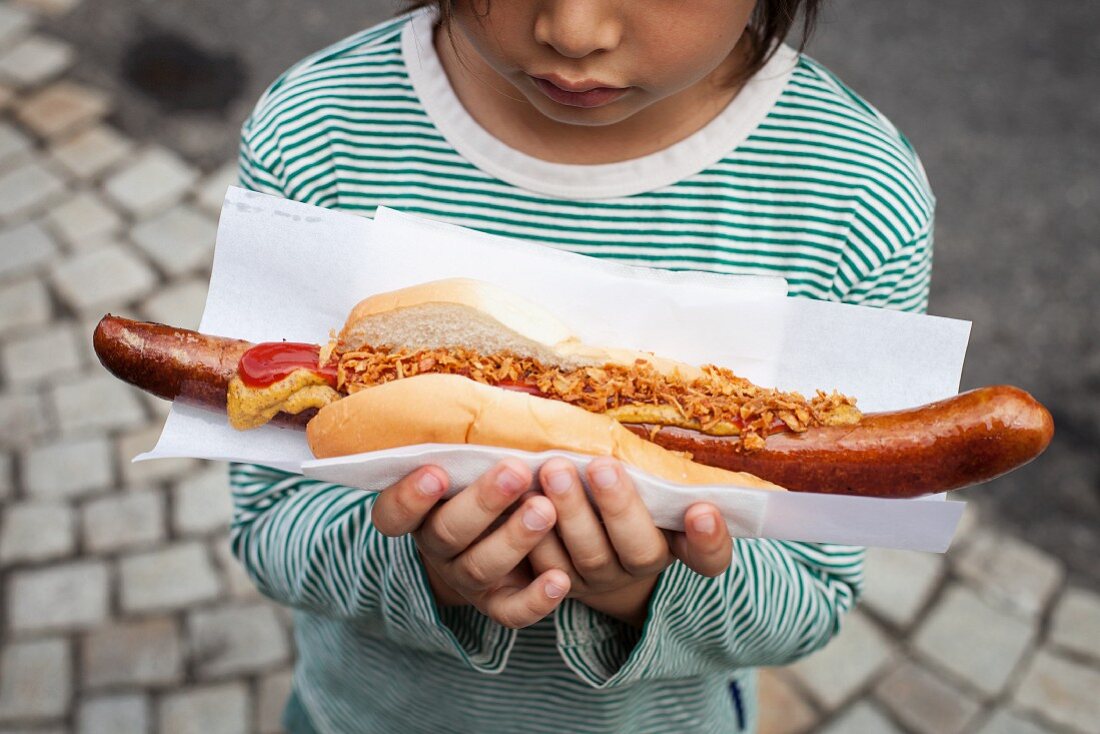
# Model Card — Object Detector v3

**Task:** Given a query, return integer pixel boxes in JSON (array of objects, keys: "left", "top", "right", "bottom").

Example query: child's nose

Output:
[{"left": 533, "top": 0, "right": 624, "bottom": 59}]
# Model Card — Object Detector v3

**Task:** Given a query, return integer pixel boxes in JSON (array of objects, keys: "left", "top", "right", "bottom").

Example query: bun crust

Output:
[
  {"left": 338, "top": 278, "right": 702, "bottom": 378},
  {"left": 306, "top": 373, "right": 782, "bottom": 490}
]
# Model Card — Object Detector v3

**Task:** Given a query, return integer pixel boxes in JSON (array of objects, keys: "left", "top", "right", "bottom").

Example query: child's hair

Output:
[{"left": 404, "top": 0, "right": 823, "bottom": 84}]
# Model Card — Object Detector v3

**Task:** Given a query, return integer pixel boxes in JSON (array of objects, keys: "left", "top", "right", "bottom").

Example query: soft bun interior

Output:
[
  {"left": 307, "top": 373, "right": 782, "bottom": 490},
  {"left": 338, "top": 278, "right": 701, "bottom": 378}
]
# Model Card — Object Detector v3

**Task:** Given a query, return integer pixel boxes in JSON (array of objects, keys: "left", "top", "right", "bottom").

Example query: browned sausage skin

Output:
[
  {"left": 93, "top": 316, "right": 1054, "bottom": 496},
  {"left": 626, "top": 386, "right": 1054, "bottom": 497},
  {"left": 93, "top": 315, "right": 315, "bottom": 429}
]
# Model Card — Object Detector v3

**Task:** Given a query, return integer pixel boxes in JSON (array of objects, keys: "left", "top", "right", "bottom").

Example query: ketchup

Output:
[{"left": 238, "top": 342, "right": 337, "bottom": 388}]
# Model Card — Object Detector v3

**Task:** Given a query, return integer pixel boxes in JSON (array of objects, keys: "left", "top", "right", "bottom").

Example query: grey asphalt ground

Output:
[{"left": 44, "top": 0, "right": 1100, "bottom": 586}]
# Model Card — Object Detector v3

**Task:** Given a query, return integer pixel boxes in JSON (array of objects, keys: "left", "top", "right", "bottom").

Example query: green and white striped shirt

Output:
[{"left": 232, "top": 10, "right": 933, "bottom": 734}]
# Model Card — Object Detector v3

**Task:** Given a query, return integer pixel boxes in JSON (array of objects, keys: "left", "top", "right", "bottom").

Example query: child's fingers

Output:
[
  {"left": 539, "top": 458, "right": 622, "bottom": 584},
  {"left": 416, "top": 459, "right": 532, "bottom": 559},
  {"left": 671, "top": 504, "right": 733, "bottom": 578},
  {"left": 527, "top": 527, "right": 578, "bottom": 583},
  {"left": 372, "top": 466, "right": 449, "bottom": 537},
  {"left": 481, "top": 569, "right": 571, "bottom": 629},
  {"left": 449, "top": 495, "right": 557, "bottom": 592},
  {"left": 585, "top": 458, "right": 670, "bottom": 578}
]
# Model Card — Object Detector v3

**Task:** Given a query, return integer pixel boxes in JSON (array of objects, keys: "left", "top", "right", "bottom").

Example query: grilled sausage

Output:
[
  {"left": 93, "top": 316, "right": 1054, "bottom": 496},
  {"left": 93, "top": 315, "right": 315, "bottom": 428},
  {"left": 625, "top": 386, "right": 1054, "bottom": 497}
]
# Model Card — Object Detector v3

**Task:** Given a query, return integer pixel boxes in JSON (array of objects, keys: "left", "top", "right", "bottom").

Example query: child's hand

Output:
[
  {"left": 372, "top": 459, "right": 572, "bottom": 629},
  {"left": 528, "top": 457, "right": 733, "bottom": 627}
]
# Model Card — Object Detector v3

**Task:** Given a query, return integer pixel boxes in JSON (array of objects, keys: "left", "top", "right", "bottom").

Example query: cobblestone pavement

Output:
[{"left": 0, "top": 1, "right": 1097, "bottom": 733}]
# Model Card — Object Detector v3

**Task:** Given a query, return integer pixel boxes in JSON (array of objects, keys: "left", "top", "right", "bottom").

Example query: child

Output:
[{"left": 232, "top": 1, "right": 933, "bottom": 731}]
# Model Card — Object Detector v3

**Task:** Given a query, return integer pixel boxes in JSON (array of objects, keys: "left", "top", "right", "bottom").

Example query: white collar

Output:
[{"left": 402, "top": 9, "right": 797, "bottom": 200}]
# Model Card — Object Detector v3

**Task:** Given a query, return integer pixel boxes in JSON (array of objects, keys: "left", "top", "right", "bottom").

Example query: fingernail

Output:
[
  {"left": 523, "top": 507, "right": 551, "bottom": 531},
  {"left": 417, "top": 472, "right": 443, "bottom": 496},
  {"left": 591, "top": 465, "right": 617, "bottom": 490},
  {"left": 545, "top": 582, "right": 565, "bottom": 599},
  {"left": 497, "top": 467, "right": 526, "bottom": 493},
  {"left": 692, "top": 514, "right": 717, "bottom": 535},
  {"left": 545, "top": 470, "right": 572, "bottom": 495}
]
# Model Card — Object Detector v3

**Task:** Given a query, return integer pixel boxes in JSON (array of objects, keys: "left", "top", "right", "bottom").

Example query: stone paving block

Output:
[
  {"left": 116, "top": 423, "right": 198, "bottom": 483},
  {"left": 873, "top": 659, "right": 981, "bottom": 734},
  {"left": 51, "top": 371, "right": 147, "bottom": 434},
  {"left": 817, "top": 702, "right": 904, "bottom": 734},
  {"left": 77, "top": 694, "right": 148, "bottom": 734},
  {"left": 141, "top": 278, "right": 209, "bottom": 331},
  {"left": 2, "top": 322, "right": 82, "bottom": 385},
  {"left": 174, "top": 465, "right": 233, "bottom": 535},
  {"left": 0, "top": 4, "right": 33, "bottom": 47},
  {"left": 257, "top": 669, "right": 293, "bottom": 734},
  {"left": 82, "top": 489, "right": 164, "bottom": 554},
  {"left": 12, "top": 0, "right": 82, "bottom": 15},
  {"left": 1013, "top": 648, "right": 1100, "bottom": 733},
  {"left": 189, "top": 603, "right": 290, "bottom": 678},
  {"left": 1049, "top": 587, "right": 1100, "bottom": 662},
  {"left": 0, "top": 638, "right": 70, "bottom": 722},
  {"left": 0, "top": 390, "right": 48, "bottom": 447},
  {"left": 159, "top": 684, "right": 250, "bottom": 734},
  {"left": 130, "top": 204, "right": 217, "bottom": 276},
  {"left": 213, "top": 539, "right": 262, "bottom": 601},
  {"left": 77, "top": 312, "right": 108, "bottom": 363},
  {"left": 0, "top": 454, "right": 12, "bottom": 501},
  {"left": 50, "top": 124, "right": 134, "bottom": 179},
  {"left": 51, "top": 243, "right": 159, "bottom": 313},
  {"left": 0, "top": 276, "right": 50, "bottom": 336},
  {"left": 0, "top": 220, "right": 58, "bottom": 279},
  {"left": 757, "top": 669, "right": 818, "bottom": 734},
  {"left": 119, "top": 542, "right": 222, "bottom": 613},
  {"left": 45, "top": 190, "right": 123, "bottom": 248},
  {"left": 15, "top": 80, "right": 110, "bottom": 139},
  {"left": 82, "top": 617, "right": 183, "bottom": 688},
  {"left": 0, "top": 34, "right": 72, "bottom": 87},
  {"left": 866, "top": 548, "right": 946, "bottom": 629},
  {"left": 24, "top": 435, "right": 113, "bottom": 498},
  {"left": 973, "top": 709, "right": 1054, "bottom": 734},
  {"left": 788, "top": 611, "right": 896, "bottom": 710},
  {"left": 0, "top": 501, "right": 75, "bottom": 563},
  {"left": 954, "top": 530, "right": 1065, "bottom": 618},
  {"left": 0, "top": 159, "right": 67, "bottom": 221},
  {"left": 104, "top": 147, "right": 200, "bottom": 218},
  {"left": 0, "top": 121, "right": 31, "bottom": 168},
  {"left": 195, "top": 162, "right": 238, "bottom": 215},
  {"left": 913, "top": 584, "right": 1036, "bottom": 698},
  {"left": 9, "top": 559, "right": 109, "bottom": 632}
]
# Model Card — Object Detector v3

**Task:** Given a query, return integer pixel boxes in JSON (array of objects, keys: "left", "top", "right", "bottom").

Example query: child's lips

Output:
[{"left": 529, "top": 74, "right": 630, "bottom": 109}]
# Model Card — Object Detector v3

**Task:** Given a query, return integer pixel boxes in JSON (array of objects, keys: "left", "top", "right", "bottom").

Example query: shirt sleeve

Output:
[
  {"left": 227, "top": 127, "right": 517, "bottom": 673},
  {"left": 556, "top": 214, "right": 934, "bottom": 687},
  {"left": 556, "top": 541, "right": 863, "bottom": 687}
]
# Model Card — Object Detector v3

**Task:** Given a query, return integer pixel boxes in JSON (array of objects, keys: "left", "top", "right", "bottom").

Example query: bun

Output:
[
  {"left": 306, "top": 373, "right": 782, "bottom": 490},
  {"left": 338, "top": 278, "right": 702, "bottom": 378}
]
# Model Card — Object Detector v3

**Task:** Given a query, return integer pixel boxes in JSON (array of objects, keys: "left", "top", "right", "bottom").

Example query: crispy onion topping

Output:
[{"left": 334, "top": 345, "right": 861, "bottom": 450}]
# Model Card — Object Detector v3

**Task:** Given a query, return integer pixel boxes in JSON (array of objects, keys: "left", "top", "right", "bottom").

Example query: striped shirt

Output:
[{"left": 231, "top": 10, "right": 933, "bottom": 734}]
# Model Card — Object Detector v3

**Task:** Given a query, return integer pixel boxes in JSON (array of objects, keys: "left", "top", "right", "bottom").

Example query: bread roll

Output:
[
  {"left": 337, "top": 278, "right": 702, "bottom": 378},
  {"left": 307, "top": 373, "right": 782, "bottom": 490}
]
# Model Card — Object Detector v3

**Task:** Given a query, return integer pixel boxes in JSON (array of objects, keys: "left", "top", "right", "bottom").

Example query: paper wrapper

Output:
[{"left": 139, "top": 187, "right": 972, "bottom": 552}]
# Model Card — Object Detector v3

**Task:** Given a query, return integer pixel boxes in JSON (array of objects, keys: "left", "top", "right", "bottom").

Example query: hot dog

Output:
[
  {"left": 93, "top": 279, "right": 1054, "bottom": 497},
  {"left": 624, "top": 385, "right": 1053, "bottom": 496},
  {"left": 92, "top": 314, "right": 316, "bottom": 429}
]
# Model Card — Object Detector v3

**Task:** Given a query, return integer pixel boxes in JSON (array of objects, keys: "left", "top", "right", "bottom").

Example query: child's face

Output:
[{"left": 450, "top": 0, "right": 757, "bottom": 127}]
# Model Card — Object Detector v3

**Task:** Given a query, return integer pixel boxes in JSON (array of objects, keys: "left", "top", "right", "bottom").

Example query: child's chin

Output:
[{"left": 529, "top": 95, "right": 644, "bottom": 128}]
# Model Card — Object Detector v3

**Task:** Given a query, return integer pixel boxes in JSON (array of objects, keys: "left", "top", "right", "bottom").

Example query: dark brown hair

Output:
[{"left": 404, "top": 1, "right": 823, "bottom": 83}]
